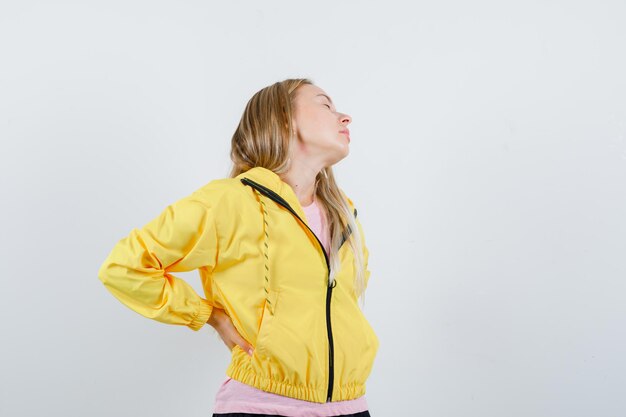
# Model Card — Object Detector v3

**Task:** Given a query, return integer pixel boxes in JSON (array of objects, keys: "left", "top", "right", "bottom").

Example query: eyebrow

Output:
[{"left": 316, "top": 93, "right": 334, "bottom": 105}]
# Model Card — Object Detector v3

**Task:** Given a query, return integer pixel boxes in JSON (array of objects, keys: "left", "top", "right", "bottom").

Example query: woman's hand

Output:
[{"left": 207, "top": 307, "right": 254, "bottom": 357}]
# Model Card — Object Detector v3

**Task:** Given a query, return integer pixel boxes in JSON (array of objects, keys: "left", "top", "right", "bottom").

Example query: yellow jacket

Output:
[{"left": 97, "top": 166, "right": 379, "bottom": 403}]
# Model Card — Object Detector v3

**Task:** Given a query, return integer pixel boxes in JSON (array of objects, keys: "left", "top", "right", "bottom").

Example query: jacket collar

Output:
[
  {"left": 236, "top": 166, "right": 354, "bottom": 223},
  {"left": 237, "top": 166, "right": 357, "bottom": 258}
]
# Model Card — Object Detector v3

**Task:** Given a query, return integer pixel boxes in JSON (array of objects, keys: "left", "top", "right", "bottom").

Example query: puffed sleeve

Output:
[{"left": 97, "top": 192, "right": 219, "bottom": 331}]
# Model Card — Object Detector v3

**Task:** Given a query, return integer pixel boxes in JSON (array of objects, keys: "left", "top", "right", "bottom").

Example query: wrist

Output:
[{"left": 206, "top": 308, "right": 221, "bottom": 328}]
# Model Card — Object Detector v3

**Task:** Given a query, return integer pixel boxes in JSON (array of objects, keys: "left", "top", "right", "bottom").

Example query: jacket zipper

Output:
[{"left": 240, "top": 177, "right": 356, "bottom": 402}]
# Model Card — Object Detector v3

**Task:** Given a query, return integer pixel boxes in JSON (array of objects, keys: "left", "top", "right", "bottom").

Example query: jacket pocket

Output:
[{"left": 255, "top": 288, "right": 281, "bottom": 357}]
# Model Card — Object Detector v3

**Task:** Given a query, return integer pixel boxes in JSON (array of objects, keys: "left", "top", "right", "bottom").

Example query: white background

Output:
[{"left": 1, "top": 1, "right": 625, "bottom": 416}]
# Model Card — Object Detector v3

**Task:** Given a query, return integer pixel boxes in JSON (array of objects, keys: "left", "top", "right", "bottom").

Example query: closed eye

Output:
[{"left": 323, "top": 104, "right": 331, "bottom": 109}]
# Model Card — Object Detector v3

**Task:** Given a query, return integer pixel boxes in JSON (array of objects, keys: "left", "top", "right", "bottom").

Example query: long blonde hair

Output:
[{"left": 228, "top": 78, "right": 368, "bottom": 306}]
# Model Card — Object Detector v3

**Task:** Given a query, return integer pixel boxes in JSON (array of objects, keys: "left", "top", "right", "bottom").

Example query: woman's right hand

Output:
[{"left": 207, "top": 307, "right": 255, "bottom": 357}]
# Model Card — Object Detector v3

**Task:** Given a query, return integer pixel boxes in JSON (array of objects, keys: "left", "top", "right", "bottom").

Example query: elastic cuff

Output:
[{"left": 188, "top": 299, "right": 214, "bottom": 331}]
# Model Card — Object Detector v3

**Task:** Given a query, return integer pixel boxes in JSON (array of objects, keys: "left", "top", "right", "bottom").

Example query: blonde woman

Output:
[{"left": 98, "top": 78, "right": 379, "bottom": 417}]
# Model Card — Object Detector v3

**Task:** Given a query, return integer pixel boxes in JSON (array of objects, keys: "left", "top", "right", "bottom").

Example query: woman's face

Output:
[{"left": 290, "top": 84, "right": 352, "bottom": 167}]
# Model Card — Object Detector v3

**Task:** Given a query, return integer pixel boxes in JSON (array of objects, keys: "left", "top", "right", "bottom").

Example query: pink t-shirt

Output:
[{"left": 212, "top": 198, "right": 369, "bottom": 416}]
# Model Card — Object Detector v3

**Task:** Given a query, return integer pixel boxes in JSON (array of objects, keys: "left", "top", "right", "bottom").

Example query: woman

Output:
[{"left": 98, "top": 78, "right": 379, "bottom": 417}]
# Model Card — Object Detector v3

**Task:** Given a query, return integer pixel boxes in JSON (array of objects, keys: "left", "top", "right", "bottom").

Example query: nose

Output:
[{"left": 339, "top": 113, "right": 352, "bottom": 125}]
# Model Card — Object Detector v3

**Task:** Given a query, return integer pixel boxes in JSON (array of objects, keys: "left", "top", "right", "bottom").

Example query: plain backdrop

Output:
[{"left": 1, "top": 1, "right": 625, "bottom": 416}]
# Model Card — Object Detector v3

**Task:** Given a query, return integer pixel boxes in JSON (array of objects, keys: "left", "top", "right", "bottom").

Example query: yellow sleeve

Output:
[{"left": 97, "top": 193, "right": 219, "bottom": 331}]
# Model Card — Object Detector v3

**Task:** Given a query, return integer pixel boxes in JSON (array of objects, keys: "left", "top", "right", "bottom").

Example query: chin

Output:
[{"left": 329, "top": 150, "right": 349, "bottom": 165}]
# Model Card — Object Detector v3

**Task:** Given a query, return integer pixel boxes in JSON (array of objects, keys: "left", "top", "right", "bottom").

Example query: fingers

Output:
[
  {"left": 234, "top": 333, "right": 254, "bottom": 356},
  {"left": 228, "top": 341, "right": 254, "bottom": 356},
  {"left": 219, "top": 318, "right": 255, "bottom": 357}
]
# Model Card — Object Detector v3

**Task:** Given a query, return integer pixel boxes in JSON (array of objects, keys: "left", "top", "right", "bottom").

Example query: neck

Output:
[{"left": 279, "top": 163, "right": 320, "bottom": 207}]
